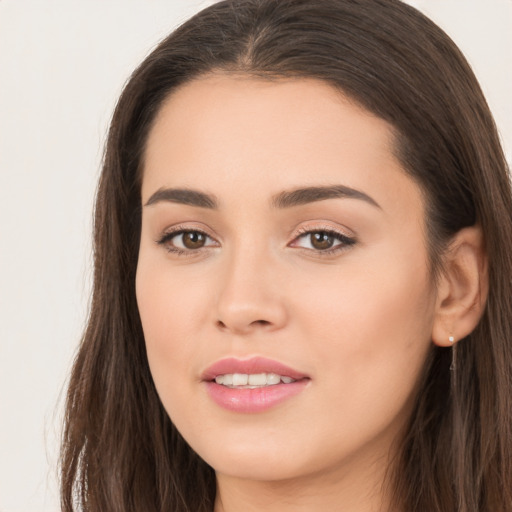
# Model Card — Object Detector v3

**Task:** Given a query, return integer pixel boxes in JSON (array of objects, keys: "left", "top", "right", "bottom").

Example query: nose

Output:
[{"left": 214, "top": 247, "right": 288, "bottom": 335}]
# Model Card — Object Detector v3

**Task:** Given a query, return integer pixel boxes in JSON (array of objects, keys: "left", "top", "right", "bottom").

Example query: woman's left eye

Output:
[{"left": 291, "top": 230, "right": 356, "bottom": 252}]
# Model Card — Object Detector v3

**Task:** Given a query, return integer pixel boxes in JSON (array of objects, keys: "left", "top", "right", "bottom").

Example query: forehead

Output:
[
  {"left": 145, "top": 74, "right": 395, "bottom": 167},
  {"left": 141, "top": 74, "right": 421, "bottom": 220}
]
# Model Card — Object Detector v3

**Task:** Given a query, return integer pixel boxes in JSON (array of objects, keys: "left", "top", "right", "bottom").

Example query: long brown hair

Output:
[{"left": 60, "top": 1, "right": 512, "bottom": 510}]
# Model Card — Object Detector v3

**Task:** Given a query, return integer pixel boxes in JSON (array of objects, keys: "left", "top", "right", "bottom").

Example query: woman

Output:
[{"left": 60, "top": 0, "right": 512, "bottom": 510}]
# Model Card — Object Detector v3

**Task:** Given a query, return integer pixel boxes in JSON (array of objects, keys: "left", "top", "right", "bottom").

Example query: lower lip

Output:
[{"left": 204, "top": 380, "right": 309, "bottom": 413}]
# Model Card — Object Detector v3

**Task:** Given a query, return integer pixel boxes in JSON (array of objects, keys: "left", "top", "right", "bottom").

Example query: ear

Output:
[{"left": 431, "top": 226, "right": 488, "bottom": 347}]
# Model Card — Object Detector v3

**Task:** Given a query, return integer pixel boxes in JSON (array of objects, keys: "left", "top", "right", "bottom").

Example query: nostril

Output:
[
  {"left": 215, "top": 318, "right": 272, "bottom": 332},
  {"left": 253, "top": 319, "right": 271, "bottom": 326}
]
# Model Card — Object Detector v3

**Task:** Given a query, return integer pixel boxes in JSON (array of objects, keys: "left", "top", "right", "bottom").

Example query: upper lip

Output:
[{"left": 202, "top": 356, "right": 309, "bottom": 381}]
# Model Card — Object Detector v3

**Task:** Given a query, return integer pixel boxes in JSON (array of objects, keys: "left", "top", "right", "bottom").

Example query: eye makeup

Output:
[
  {"left": 155, "top": 221, "right": 357, "bottom": 259},
  {"left": 289, "top": 226, "right": 356, "bottom": 256},
  {"left": 156, "top": 225, "right": 219, "bottom": 256}
]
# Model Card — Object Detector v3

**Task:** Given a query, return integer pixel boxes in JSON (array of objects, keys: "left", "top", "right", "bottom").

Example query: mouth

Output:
[
  {"left": 202, "top": 357, "right": 310, "bottom": 413},
  {"left": 213, "top": 372, "right": 296, "bottom": 388}
]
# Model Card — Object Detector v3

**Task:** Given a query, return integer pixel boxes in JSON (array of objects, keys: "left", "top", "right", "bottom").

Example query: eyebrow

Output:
[
  {"left": 144, "top": 184, "right": 380, "bottom": 210},
  {"left": 271, "top": 185, "right": 381, "bottom": 209},
  {"left": 144, "top": 188, "right": 218, "bottom": 208}
]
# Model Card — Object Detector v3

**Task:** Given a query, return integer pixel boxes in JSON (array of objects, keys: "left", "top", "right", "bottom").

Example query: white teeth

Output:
[
  {"left": 214, "top": 372, "right": 297, "bottom": 387},
  {"left": 248, "top": 373, "right": 267, "bottom": 386},
  {"left": 266, "top": 373, "right": 281, "bottom": 385},
  {"left": 232, "top": 373, "right": 248, "bottom": 386}
]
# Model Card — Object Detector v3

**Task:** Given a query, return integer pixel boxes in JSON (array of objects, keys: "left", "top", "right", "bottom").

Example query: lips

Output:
[
  {"left": 202, "top": 357, "right": 310, "bottom": 413},
  {"left": 202, "top": 356, "right": 308, "bottom": 382}
]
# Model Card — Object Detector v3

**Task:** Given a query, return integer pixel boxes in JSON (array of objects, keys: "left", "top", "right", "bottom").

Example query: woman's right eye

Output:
[{"left": 157, "top": 229, "right": 218, "bottom": 254}]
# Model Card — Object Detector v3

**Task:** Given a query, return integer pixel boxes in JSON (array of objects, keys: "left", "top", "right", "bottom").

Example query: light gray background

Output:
[{"left": 0, "top": 1, "right": 510, "bottom": 511}]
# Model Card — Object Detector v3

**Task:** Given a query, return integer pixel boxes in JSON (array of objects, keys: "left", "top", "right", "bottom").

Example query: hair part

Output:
[{"left": 61, "top": 1, "right": 512, "bottom": 511}]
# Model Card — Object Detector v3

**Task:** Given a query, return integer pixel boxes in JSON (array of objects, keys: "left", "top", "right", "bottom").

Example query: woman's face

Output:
[{"left": 136, "top": 75, "right": 438, "bottom": 484}]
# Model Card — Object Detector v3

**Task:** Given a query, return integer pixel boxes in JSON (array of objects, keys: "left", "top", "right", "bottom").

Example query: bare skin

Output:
[{"left": 136, "top": 75, "right": 487, "bottom": 512}]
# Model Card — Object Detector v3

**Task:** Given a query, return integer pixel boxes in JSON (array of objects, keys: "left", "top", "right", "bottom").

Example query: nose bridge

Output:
[{"left": 214, "top": 238, "right": 287, "bottom": 334}]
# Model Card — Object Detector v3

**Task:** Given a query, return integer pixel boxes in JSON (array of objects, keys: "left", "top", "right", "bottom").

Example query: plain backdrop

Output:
[{"left": 0, "top": 1, "right": 510, "bottom": 511}]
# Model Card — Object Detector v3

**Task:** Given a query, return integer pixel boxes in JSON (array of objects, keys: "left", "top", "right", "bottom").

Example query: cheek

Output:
[
  {"left": 316, "top": 234, "right": 432, "bottom": 338},
  {"left": 136, "top": 251, "right": 211, "bottom": 339},
  {"left": 135, "top": 260, "right": 209, "bottom": 403},
  {"left": 294, "top": 251, "right": 436, "bottom": 420}
]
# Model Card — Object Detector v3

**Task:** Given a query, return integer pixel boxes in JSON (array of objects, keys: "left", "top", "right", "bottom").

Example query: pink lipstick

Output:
[{"left": 202, "top": 357, "right": 309, "bottom": 413}]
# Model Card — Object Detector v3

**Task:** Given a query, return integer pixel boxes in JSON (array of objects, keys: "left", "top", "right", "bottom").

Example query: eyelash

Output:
[
  {"left": 292, "top": 226, "right": 356, "bottom": 255},
  {"left": 156, "top": 226, "right": 215, "bottom": 256},
  {"left": 156, "top": 226, "right": 356, "bottom": 257}
]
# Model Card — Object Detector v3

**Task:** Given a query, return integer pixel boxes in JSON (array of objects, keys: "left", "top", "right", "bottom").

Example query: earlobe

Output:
[{"left": 431, "top": 226, "right": 488, "bottom": 347}]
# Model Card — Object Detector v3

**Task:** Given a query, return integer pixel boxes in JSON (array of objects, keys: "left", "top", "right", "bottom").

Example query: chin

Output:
[
  {"left": 211, "top": 454, "right": 309, "bottom": 482},
  {"left": 190, "top": 434, "right": 311, "bottom": 481}
]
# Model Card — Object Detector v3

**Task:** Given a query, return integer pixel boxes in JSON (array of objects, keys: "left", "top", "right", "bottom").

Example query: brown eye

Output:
[
  {"left": 180, "top": 231, "right": 206, "bottom": 249},
  {"left": 157, "top": 229, "right": 217, "bottom": 253},
  {"left": 310, "top": 232, "right": 335, "bottom": 250},
  {"left": 291, "top": 229, "right": 356, "bottom": 254}
]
